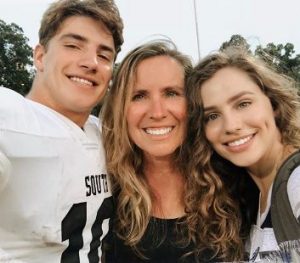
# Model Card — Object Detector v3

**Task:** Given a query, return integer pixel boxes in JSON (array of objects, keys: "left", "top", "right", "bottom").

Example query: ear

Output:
[{"left": 33, "top": 44, "right": 46, "bottom": 72}]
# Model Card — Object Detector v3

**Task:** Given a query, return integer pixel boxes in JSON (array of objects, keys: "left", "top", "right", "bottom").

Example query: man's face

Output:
[{"left": 34, "top": 15, "right": 115, "bottom": 124}]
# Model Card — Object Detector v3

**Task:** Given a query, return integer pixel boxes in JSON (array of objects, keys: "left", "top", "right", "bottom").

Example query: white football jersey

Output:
[{"left": 0, "top": 87, "right": 113, "bottom": 263}]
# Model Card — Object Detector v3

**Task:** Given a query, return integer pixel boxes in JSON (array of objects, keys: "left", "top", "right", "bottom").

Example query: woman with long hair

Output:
[
  {"left": 186, "top": 47, "right": 300, "bottom": 261},
  {"left": 101, "top": 40, "right": 243, "bottom": 262}
]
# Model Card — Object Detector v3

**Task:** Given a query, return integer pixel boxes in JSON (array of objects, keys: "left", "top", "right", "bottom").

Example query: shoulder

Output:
[
  {"left": 87, "top": 115, "right": 100, "bottom": 127},
  {"left": 0, "top": 87, "right": 30, "bottom": 129},
  {"left": 85, "top": 115, "right": 101, "bottom": 132},
  {"left": 0, "top": 87, "right": 25, "bottom": 108},
  {"left": 287, "top": 166, "right": 300, "bottom": 195},
  {"left": 288, "top": 165, "right": 300, "bottom": 183},
  {"left": 0, "top": 88, "right": 53, "bottom": 133},
  {"left": 287, "top": 164, "right": 300, "bottom": 191},
  {"left": 287, "top": 165, "right": 300, "bottom": 219}
]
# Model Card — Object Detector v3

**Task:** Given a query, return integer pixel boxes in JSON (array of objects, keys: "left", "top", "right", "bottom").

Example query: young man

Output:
[{"left": 0, "top": 0, "right": 123, "bottom": 262}]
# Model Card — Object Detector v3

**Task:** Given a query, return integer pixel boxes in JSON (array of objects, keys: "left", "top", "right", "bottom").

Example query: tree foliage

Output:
[
  {"left": 255, "top": 43, "right": 300, "bottom": 84},
  {"left": 220, "top": 34, "right": 300, "bottom": 87},
  {"left": 0, "top": 19, "right": 34, "bottom": 95},
  {"left": 220, "top": 34, "right": 251, "bottom": 52}
]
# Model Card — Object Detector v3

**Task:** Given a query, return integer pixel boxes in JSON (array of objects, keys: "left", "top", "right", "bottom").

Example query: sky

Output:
[{"left": 0, "top": 0, "right": 299, "bottom": 64}]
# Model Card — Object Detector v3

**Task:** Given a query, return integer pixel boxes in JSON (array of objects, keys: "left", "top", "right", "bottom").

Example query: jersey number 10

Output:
[{"left": 61, "top": 197, "right": 112, "bottom": 263}]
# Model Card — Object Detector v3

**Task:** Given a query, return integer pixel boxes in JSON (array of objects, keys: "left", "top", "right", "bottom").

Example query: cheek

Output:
[
  {"left": 126, "top": 117, "right": 135, "bottom": 145},
  {"left": 126, "top": 108, "right": 134, "bottom": 132},
  {"left": 101, "top": 64, "right": 113, "bottom": 80},
  {"left": 204, "top": 126, "right": 212, "bottom": 142},
  {"left": 204, "top": 125, "right": 219, "bottom": 145},
  {"left": 245, "top": 109, "right": 272, "bottom": 129},
  {"left": 175, "top": 100, "right": 187, "bottom": 121},
  {"left": 42, "top": 55, "right": 60, "bottom": 76},
  {"left": 126, "top": 110, "right": 142, "bottom": 148},
  {"left": 126, "top": 105, "right": 141, "bottom": 133}
]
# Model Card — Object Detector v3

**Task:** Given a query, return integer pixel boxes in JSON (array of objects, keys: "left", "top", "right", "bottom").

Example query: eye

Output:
[
  {"left": 166, "top": 90, "right": 179, "bottom": 97},
  {"left": 131, "top": 92, "right": 146, "bottom": 101},
  {"left": 98, "top": 52, "right": 113, "bottom": 63},
  {"left": 98, "top": 54, "right": 109, "bottom": 61},
  {"left": 64, "top": 44, "right": 79, "bottom": 49},
  {"left": 165, "top": 87, "right": 183, "bottom": 98},
  {"left": 205, "top": 113, "right": 219, "bottom": 122},
  {"left": 238, "top": 101, "right": 251, "bottom": 109}
]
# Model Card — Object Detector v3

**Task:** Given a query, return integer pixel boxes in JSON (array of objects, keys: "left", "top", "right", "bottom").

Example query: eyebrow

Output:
[
  {"left": 60, "top": 33, "right": 115, "bottom": 55},
  {"left": 132, "top": 85, "right": 184, "bottom": 93},
  {"left": 165, "top": 85, "right": 184, "bottom": 91},
  {"left": 203, "top": 91, "right": 254, "bottom": 112}
]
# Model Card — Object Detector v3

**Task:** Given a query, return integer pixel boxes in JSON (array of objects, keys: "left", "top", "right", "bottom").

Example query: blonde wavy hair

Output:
[
  {"left": 101, "top": 40, "right": 192, "bottom": 251},
  {"left": 183, "top": 47, "right": 300, "bottom": 261}
]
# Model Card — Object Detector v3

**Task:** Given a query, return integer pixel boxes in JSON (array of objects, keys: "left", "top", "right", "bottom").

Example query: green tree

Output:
[
  {"left": 255, "top": 42, "right": 300, "bottom": 84},
  {"left": 0, "top": 19, "right": 34, "bottom": 95},
  {"left": 220, "top": 34, "right": 251, "bottom": 52},
  {"left": 220, "top": 34, "right": 300, "bottom": 86}
]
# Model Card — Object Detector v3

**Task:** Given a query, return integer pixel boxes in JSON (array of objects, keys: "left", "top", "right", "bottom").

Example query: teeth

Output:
[
  {"left": 228, "top": 135, "right": 252, "bottom": 147},
  {"left": 70, "top": 77, "right": 93, "bottom": 86},
  {"left": 145, "top": 127, "right": 172, "bottom": 135}
]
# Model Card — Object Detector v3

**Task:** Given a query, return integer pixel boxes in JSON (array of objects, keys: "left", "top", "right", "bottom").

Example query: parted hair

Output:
[
  {"left": 101, "top": 40, "right": 192, "bottom": 250},
  {"left": 182, "top": 47, "right": 300, "bottom": 261},
  {"left": 39, "top": 0, "right": 123, "bottom": 54}
]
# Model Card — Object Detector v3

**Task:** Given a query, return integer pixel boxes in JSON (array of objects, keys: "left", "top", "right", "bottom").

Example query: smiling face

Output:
[
  {"left": 201, "top": 67, "right": 283, "bottom": 170},
  {"left": 32, "top": 15, "right": 115, "bottom": 126},
  {"left": 126, "top": 55, "right": 187, "bottom": 160}
]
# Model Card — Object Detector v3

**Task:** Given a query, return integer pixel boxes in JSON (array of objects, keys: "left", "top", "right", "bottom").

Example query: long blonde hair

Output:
[{"left": 101, "top": 40, "right": 192, "bottom": 247}]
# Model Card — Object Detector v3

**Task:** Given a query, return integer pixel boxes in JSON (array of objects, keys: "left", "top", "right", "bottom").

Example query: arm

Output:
[
  {"left": 287, "top": 166, "right": 300, "bottom": 221},
  {"left": 0, "top": 88, "right": 26, "bottom": 192}
]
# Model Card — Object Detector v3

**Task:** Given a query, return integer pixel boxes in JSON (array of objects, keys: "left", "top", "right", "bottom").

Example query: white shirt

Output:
[
  {"left": 247, "top": 168, "right": 300, "bottom": 262},
  {"left": 0, "top": 88, "right": 112, "bottom": 263}
]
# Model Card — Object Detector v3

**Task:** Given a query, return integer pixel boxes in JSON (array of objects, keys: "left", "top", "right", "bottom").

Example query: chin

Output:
[
  {"left": 146, "top": 149, "right": 176, "bottom": 159},
  {"left": 227, "top": 157, "right": 253, "bottom": 168}
]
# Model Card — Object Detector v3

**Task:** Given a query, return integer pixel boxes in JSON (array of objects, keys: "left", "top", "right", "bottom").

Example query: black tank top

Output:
[{"left": 104, "top": 217, "right": 217, "bottom": 263}]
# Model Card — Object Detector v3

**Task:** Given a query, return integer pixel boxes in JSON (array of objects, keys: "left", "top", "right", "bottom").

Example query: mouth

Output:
[
  {"left": 68, "top": 76, "right": 97, "bottom": 87},
  {"left": 226, "top": 134, "right": 254, "bottom": 147},
  {"left": 144, "top": 127, "right": 173, "bottom": 136}
]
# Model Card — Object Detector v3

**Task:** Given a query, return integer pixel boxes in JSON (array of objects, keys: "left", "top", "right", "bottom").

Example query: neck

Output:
[
  {"left": 143, "top": 155, "right": 185, "bottom": 219},
  {"left": 27, "top": 87, "right": 89, "bottom": 128},
  {"left": 144, "top": 155, "right": 176, "bottom": 177},
  {"left": 248, "top": 144, "right": 296, "bottom": 213}
]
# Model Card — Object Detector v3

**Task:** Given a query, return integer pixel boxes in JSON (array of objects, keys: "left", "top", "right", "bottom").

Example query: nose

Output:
[
  {"left": 149, "top": 97, "right": 167, "bottom": 120},
  {"left": 223, "top": 112, "right": 242, "bottom": 134},
  {"left": 79, "top": 51, "right": 98, "bottom": 72}
]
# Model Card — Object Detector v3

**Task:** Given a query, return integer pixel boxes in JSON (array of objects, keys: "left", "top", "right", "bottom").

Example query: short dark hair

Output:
[{"left": 39, "top": 0, "right": 124, "bottom": 54}]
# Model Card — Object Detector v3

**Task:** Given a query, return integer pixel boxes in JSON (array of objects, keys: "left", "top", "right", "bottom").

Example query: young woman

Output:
[
  {"left": 101, "top": 41, "right": 243, "bottom": 262},
  {"left": 186, "top": 47, "right": 300, "bottom": 261}
]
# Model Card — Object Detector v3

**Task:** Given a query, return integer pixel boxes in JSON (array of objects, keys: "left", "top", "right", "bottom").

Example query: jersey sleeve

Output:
[
  {"left": 0, "top": 87, "right": 29, "bottom": 131},
  {"left": 0, "top": 87, "right": 39, "bottom": 156},
  {"left": 0, "top": 247, "right": 26, "bottom": 263},
  {"left": 0, "top": 151, "right": 11, "bottom": 193},
  {"left": 0, "top": 88, "right": 17, "bottom": 193},
  {"left": 287, "top": 165, "right": 300, "bottom": 221},
  {"left": 0, "top": 87, "right": 33, "bottom": 137}
]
